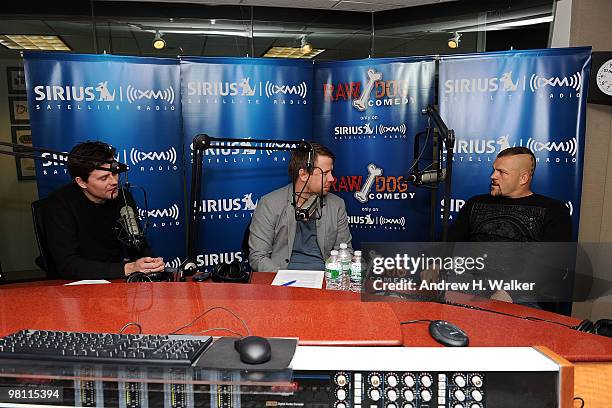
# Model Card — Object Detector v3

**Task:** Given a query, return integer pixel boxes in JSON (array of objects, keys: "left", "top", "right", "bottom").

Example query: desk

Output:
[
  {"left": 0, "top": 279, "right": 401, "bottom": 346},
  {"left": 2, "top": 275, "right": 612, "bottom": 406}
]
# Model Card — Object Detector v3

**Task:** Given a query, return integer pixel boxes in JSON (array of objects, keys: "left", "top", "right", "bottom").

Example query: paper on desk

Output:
[
  {"left": 65, "top": 280, "right": 111, "bottom": 286},
  {"left": 272, "top": 270, "right": 324, "bottom": 289}
]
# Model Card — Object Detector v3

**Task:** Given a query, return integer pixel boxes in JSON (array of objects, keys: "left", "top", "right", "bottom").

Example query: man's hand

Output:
[
  {"left": 490, "top": 289, "right": 513, "bottom": 303},
  {"left": 124, "top": 257, "right": 165, "bottom": 276}
]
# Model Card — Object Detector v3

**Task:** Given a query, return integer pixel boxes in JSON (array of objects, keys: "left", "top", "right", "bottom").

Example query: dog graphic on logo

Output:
[
  {"left": 238, "top": 78, "right": 256, "bottom": 96},
  {"left": 496, "top": 134, "right": 511, "bottom": 151},
  {"left": 242, "top": 193, "right": 258, "bottom": 210},
  {"left": 500, "top": 72, "right": 518, "bottom": 91},
  {"left": 95, "top": 81, "right": 115, "bottom": 101}
]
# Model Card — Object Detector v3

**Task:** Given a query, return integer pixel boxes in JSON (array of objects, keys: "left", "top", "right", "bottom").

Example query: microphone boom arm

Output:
[
  {"left": 187, "top": 135, "right": 313, "bottom": 276},
  {"left": 0, "top": 140, "right": 129, "bottom": 174},
  {"left": 418, "top": 105, "right": 455, "bottom": 242}
]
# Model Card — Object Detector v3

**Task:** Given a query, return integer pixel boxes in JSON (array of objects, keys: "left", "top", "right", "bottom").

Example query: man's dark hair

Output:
[
  {"left": 288, "top": 142, "right": 335, "bottom": 183},
  {"left": 497, "top": 146, "right": 536, "bottom": 176},
  {"left": 67, "top": 141, "right": 116, "bottom": 182}
]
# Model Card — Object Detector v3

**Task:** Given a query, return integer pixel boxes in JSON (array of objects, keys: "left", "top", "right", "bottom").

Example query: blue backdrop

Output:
[
  {"left": 23, "top": 48, "right": 590, "bottom": 272},
  {"left": 24, "top": 53, "right": 185, "bottom": 266},
  {"left": 439, "top": 47, "right": 591, "bottom": 239},
  {"left": 314, "top": 57, "right": 436, "bottom": 246},
  {"left": 181, "top": 57, "right": 312, "bottom": 271}
]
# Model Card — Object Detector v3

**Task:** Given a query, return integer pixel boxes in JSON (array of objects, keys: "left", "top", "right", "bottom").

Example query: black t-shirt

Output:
[
  {"left": 44, "top": 183, "right": 152, "bottom": 280},
  {"left": 448, "top": 193, "right": 572, "bottom": 242},
  {"left": 446, "top": 193, "right": 573, "bottom": 303}
]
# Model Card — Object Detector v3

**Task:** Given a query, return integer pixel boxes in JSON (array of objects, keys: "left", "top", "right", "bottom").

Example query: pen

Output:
[{"left": 281, "top": 280, "right": 297, "bottom": 286}]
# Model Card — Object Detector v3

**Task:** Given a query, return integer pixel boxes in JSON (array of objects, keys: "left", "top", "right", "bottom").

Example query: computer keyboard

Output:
[{"left": 0, "top": 330, "right": 212, "bottom": 366}]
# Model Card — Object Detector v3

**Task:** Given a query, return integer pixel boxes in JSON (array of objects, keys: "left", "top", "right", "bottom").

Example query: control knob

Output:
[
  {"left": 420, "top": 389, "right": 432, "bottom": 402},
  {"left": 403, "top": 374, "right": 415, "bottom": 387},
  {"left": 403, "top": 389, "right": 414, "bottom": 401},
  {"left": 471, "top": 375, "right": 483, "bottom": 388},
  {"left": 420, "top": 374, "right": 433, "bottom": 388},
  {"left": 454, "top": 375, "right": 466, "bottom": 387},
  {"left": 387, "top": 374, "right": 399, "bottom": 387},
  {"left": 471, "top": 389, "right": 483, "bottom": 402}
]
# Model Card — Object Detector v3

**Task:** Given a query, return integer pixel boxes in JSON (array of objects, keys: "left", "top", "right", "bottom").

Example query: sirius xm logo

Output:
[
  {"left": 137, "top": 204, "right": 181, "bottom": 228},
  {"left": 126, "top": 147, "right": 179, "bottom": 172},
  {"left": 185, "top": 77, "right": 308, "bottom": 106},
  {"left": 196, "top": 251, "right": 243, "bottom": 269},
  {"left": 264, "top": 80, "right": 308, "bottom": 105},
  {"left": 165, "top": 257, "right": 182, "bottom": 269},
  {"left": 199, "top": 193, "right": 258, "bottom": 221},
  {"left": 444, "top": 71, "right": 520, "bottom": 94},
  {"left": 439, "top": 198, "right": 467, "bottom": 220},
  {"left": 333, "top": 122, "right": 407, "bottom": 141},
  {"left": 33, "top": 80, "right": 176, "bottom": 112},
  {"left": 446, "top": 134, "right": 578, "bottom": 165},
  {"left": 348, "top": 214, "right": 406, "bottom": 230},
  {"left": 197, "top": 139, "right": 298, "bottom": 165},
  {"left": 443, "top": 70, "right": 583, "bottom": 100}
]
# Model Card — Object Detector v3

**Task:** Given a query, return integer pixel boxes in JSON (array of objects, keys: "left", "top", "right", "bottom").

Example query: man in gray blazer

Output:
[{"left": 248, "top": 142, "right": 352, "bottom": 272}]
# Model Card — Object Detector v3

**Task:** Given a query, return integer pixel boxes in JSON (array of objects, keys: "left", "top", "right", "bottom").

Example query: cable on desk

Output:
[
  {"left": 197, "top": 327, "right": 244, "bottom": 337},
  {"left": 400, "top": 319, "right": 433, "bottom": 325},
  {"left": 169, "top": 306, "right": 251, "bottom": 336},
  {"left": 376, "top": 289, "right": 579, "bottom": 330},
  {"left": 573, "top": 396, "right": 584, "bottom": 408},
  {"left": 119, "top": 322, "right": 143, "bottom": 334}
]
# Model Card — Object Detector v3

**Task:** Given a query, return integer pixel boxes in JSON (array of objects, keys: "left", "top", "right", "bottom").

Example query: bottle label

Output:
[
  {"left": 350, "top": 263, "right": 361, "bottom": 281},
  {"left": 326, "top": 262, "right": 340, "bottom": 280}
]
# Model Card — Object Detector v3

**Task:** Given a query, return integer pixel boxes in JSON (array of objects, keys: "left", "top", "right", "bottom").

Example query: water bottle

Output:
[
  {"left": 338, "top": 243, "right": 351, "bottom": 291},
  {"left": 325, "top": 250, "right": 341, "bottom": 290},
  {"left": 350, "top": 250, "right": 362, "bottom": 292}
]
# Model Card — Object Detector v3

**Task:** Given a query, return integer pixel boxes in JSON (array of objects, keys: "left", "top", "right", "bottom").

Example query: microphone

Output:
[
  {"left": 295, "top": 194, "right": 320, "bottom": 222},
  {"left": 119, "top": 205, "right": 143, "bottom": 248},
  {"left": 408, "top": 168, "right": 446, "bottom": 185}
]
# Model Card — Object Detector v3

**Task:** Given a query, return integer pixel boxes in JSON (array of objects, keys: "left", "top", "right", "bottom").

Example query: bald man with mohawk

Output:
[{"left": 446, "top": 147, "right": 572, "bottom": 308}]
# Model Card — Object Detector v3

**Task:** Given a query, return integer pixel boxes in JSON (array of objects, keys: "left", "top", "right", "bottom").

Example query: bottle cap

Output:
[
  {"left": 354, "top": 250, "right": 362, "bottom": 256},
  {"left": 340, "top": 243, "right": 348, "bottom": 249},
  {"left": 330, "top": 250, "right": 339, "bottom": 255}
]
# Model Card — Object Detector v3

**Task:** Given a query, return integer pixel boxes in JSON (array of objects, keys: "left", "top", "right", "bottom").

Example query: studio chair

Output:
[{"left": 31, "top": 198, "right": 58, "bottom": 279}]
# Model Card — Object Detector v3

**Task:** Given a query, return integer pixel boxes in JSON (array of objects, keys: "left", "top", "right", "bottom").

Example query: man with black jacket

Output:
[
  {"left": 45, "top": 141, "right": 164, "bottom": 280},
  {"left": 447, "top": 146, "right": 572, "bottom": 309}
]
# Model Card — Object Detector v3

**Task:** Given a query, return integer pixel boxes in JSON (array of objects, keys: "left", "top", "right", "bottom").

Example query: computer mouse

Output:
[
  {"left": 428, "top": 320, "right": 469, "bottom": 347},
  {"left": 234, "top": 336, "right": 272, "bottom": 364}
]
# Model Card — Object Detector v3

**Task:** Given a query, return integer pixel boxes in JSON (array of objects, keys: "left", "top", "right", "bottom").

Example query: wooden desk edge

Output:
[
  {"left": 298, "top": 340, "right": 403, "bottom": 346},
  {"left": 534, "top": 345, "right": 574, "bottom": 408}
]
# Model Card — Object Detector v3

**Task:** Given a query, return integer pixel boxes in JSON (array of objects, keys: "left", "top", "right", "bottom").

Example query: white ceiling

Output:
[{"left": 104, "top": 0, "right": 459, "bottom": 13}]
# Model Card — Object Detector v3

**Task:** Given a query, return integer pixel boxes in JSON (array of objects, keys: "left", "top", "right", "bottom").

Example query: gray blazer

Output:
[{"left": 248, "top": 183, "right": 352, "bottom": 272}]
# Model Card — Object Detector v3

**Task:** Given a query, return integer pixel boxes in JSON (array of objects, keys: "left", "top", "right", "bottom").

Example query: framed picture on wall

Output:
[
  {"left": 11, "top": 126, "right": 36, "bottom": 181},
  {"left": 8, "top": 96, "right": 29, "bottom": 124},
  {"left": 6, "top": 67, "right": 26, "bottom": 94}
]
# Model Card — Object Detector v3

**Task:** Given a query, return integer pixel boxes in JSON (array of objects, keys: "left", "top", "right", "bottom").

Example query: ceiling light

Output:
[
  {"left": 448, "top": 32, "right": 461, "bottom": 49},
  {"left": 263, "top": 46, "right": 325, "bottom": 59},
  {"left": 300, "top": 35, "right": 313, "bottom": 54},
  {"left": 152, "top": 31, "right": 166, "bottom": 50},
  {"left": 0, "top": 35, "right": 70, "bottom": 51}
]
